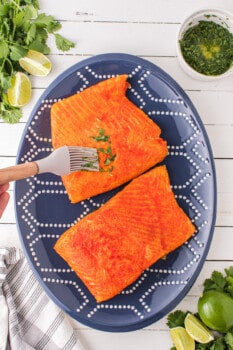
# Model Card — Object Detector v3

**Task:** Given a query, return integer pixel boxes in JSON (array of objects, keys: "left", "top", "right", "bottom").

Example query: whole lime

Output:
[{"left": 198, "top": 290, "right": 233, "bottom": 333}]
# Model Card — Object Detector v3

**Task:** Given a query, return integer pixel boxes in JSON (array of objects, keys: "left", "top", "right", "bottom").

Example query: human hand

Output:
[{"left": 0, "top": 183, "right": 10, "bottom": 219}]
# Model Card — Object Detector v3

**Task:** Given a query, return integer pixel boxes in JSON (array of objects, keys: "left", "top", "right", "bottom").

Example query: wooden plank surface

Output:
[{"left": 0, "top": 1, "right": 233, "bottom": 349}]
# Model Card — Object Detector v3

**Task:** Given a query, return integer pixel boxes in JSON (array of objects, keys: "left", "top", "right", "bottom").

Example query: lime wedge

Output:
[
  {"left": 170, "top": 326, "right": 195, "bottom": 350},
  {"left": 19, "top": 50, "right": 52, "bottom": 76},
  {"left": 7, "top": 72, "right": 31, "bottom": 107},
  {"left": 185, "top": 313, "right": 214, "bottom": 344}
]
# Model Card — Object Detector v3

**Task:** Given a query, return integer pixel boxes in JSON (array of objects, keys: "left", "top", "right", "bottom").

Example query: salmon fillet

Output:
[
  {"left": 54, "top": 165, "right": 195, "bottom": 303},
  {"left": 51, "top": 75, "right": 168, "bottom": 203}
]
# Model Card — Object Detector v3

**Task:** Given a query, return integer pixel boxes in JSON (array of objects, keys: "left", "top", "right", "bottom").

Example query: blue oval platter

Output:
[{"left": 15, "top": 53, "right": 217, "bottom": 332}]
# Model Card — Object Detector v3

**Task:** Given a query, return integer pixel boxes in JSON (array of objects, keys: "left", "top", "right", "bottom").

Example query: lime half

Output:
[
  {"left": 19, "top": 50, "right": 52, "bottom": 76},
  {"left": 7, "top": 72, "right": 31, "bottom": 107},
  {"left": 170, "top": 326, "right": 195, "bottom": 350},
  {"left": 185, "top": 313, "right": 214, "bottom": 344}
]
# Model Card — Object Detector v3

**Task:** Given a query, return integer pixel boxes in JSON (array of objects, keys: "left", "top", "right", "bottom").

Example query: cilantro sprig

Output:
[
  {"left": 0, "top": 0, "right": 75, "bottom": 123},
  {"left": 167, "top": 267, "right": 233, "bottom": 350},
  {"left": 167, "top": 310, "right": 189, "bottom": 329},
  {"left": 203, "top": 267, "right": 233, "bottom": 297}
]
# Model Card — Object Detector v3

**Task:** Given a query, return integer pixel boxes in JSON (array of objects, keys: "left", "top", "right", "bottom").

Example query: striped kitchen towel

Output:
[{"left": 0, "top": 247, "right": 85, "bottom": 350}]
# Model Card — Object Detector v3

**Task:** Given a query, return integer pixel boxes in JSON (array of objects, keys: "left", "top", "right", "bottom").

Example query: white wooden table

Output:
[{"left": 1, "top": 1, "right": 233, "bottom": 349}]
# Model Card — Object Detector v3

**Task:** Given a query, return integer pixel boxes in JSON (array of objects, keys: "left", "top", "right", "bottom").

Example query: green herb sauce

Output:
[
  {"left": 180, "top": 20, "right": 233, "bottom": 76},
  {"left": 90, "top": 128, "right": 116, "bottom": 172}
]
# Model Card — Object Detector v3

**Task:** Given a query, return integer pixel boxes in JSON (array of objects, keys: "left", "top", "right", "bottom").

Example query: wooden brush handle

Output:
[{"left": 0, "top": 162, "right": 39, "bottom": 185}]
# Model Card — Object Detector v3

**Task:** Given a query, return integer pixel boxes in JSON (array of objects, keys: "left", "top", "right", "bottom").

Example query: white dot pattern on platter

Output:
[
  {"left": 18, "top": 179, "right": 86, "bottom": 233},
  {"left": 21, "top": 147, "right": 53, "bottom": 163},
  {"left": 129, "top": 87, "right": 146, "bottom": 109},
  {"left": 43, "top": 277, "right": 89, "bottom": 312},
  {"left": 121, "top": 271, "right": 148, "bottom": 295},
  {"left": 169, "top": 150, "right": 202, "bottom": 190},
  {"left": 138, "top": 70, "right": 184, "bottom": 105},
  {"left": 175, "top": 194, "right": 201, "bottom": 221},
  {"left": 15, "top": 62, "right": 214, "bottom": 322},
  {"left": 41, "top": 267, "right": 72, "bottom": 273},
  {"left": 191, "top": 176, "right": 210, "bottom": 211},
  {"left": 76, "top": 71, "right": 90, "bottom": 92},
  {"left": 148, "top": 110, "right": 186, "bottom": 117},
  {"left": 193, "top": 221, "right": 208, "bottom": 247},
  {"left": 138, "top": 279, "right": 188, "bottom": 310},
  {"left": 85, "top": 66, "right": 116, "bottom": 80},
  {"left": 192, "top": 141, "right": 210, "bottom": 164},
  {"left": 87, "top": 304, "right": 144, "bottom": 319},
  {"left": 128, "top": 64, "right": 142, "bottom": 77},
  {"left": 123, "top": 250, "right": 200, "bottom": 297}
]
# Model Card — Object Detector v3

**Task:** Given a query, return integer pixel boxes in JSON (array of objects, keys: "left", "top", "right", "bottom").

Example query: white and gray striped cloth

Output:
[{"left": 0, "top": 247, "right": 85, "bottom": 350}]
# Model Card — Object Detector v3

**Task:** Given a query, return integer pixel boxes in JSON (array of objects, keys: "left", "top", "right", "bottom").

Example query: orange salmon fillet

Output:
[
  {"left": 54, "top": 165, "right": 195, "bottom": 303},
  {"left": 51, "top": 75, "right": 168, "bottom": 203}
]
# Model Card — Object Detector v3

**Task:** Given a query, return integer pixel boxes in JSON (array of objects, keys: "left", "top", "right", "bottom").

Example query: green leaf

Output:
[
  {"left": 13, "top": 6, "right": 36, "bottom": 28},
  {"left": 13, "top": 10, "right": 26, "bottom": 27},
  {"left": 166, "top": 310, "right": 188, "bottom": 328},
  {"left": 226, "top": 276, "right": 233, "bottom": 297},
  {"left": 9, "top": 45, "right": 27, "bottom": 61},
  {"left": 0, "top": 4, "right": 10, "bottom": 17},
  {"left": 54, "top": 33, "right": 75, "bottom": 51},
  {"left": 211, "top": 271, "right": 226, "bottom": 289},
  {"left": 29, "top": 38, "right": 50, "bottom": 54},
  {"left": 0, "top": 102, "right": 22, "bottom": 123},
  {"left": 203, "top": 271, "right": 226, "bottom": 293},
  {"left": 21, "top": 0, "right": 40, "bottom": 10},
  {"left": 225, "top": 267, "right": 233, "bottom": 278},
  {"left": 225, "top": 332, "right": 233, "bottom": 349},
  {"left": 33, "top": 26, "right": 48, "bottom": 43},
  {"left": 28, "top": 26, "right": 49, "bottom": 53},
  {"left": 46, "top": 20, "right": 61, "bottom": 33},
  {"left": 196, "top": 343, "right": 210, "bottom": 350},
  {"left": 34, "top": 13, "right": 56, "bottom": 28},
  {"left": 203, "top": 278, "right": 216, "bottom": 292},
  {"left": 210, "top": 337, "right": 227, "bottom": 350},
  {"left": 3, "top": 58, "right": 14, "bottom": 76},
  {"left": 0, "top": 5, "right": 6, "bottom": 17},
  {"left": 26, "top": 22, "right": 37, "bottom": 45},
  {"left": 0, "top": 18, "right": 10, "bottom": 37},
  {"left": 26, "top": 4, "right": 38, "bottom": 19},
  {"left": 31, "top": 11, "right": 61, "bottom": 32},
  {"left": 0, "top": 41, "right": 9, "bottom": 58},
  {"left": 0, "top": 72, "right": 12, "bottom": 90}
]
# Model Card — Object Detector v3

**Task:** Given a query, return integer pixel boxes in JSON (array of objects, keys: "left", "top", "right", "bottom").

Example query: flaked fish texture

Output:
[
  {"left": 51, "top": 75, "right": 168, "bottom": 203},
  {"left": 54, "top": 165, "right": 196, "bottom": 303}
]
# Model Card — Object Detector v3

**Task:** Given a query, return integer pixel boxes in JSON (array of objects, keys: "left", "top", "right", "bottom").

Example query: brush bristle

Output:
[{"left": 68, "top": 146, "right": 99, "bottom": 172}]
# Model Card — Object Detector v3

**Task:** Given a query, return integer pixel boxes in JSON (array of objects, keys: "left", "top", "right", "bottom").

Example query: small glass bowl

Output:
[{"left": 176, "top": 8, "right": 233, "bottom": 81}]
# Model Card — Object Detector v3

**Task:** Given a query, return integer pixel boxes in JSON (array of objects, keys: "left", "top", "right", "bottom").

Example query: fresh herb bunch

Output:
[
  {"left": 203, "top": 267, "right": 233, "bottom": 297},
  {"left": 0, "top": 0, "right": 75, "bottom": 123},
  {"left": 167, "top": 267, "right": 233, "bottom": 350}
]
